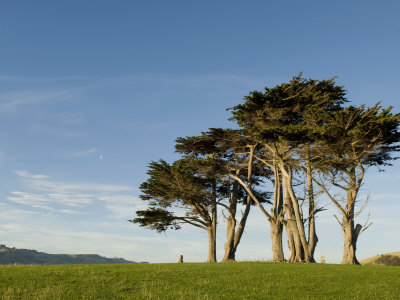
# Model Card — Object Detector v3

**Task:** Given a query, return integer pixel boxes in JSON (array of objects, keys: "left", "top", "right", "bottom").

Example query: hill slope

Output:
[
  {"left": 361, "top": 252, "right": 400, "bottom": 265},
  {"left": 0, "top": 244, "right": 145, "bottom": 265}
]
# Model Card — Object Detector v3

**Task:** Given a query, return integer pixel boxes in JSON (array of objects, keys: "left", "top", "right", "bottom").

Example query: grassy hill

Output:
[
  {"left": 0, "top": 244, "right": 144, "bottom": 265},
  {"left": 0, "top": 262, "right": 399, "bottom": 299},
  {"left": 361, "top": 252, "right": 400, "bottom": 265}
]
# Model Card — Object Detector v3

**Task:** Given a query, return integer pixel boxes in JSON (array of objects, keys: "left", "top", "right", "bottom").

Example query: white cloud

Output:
[
  {"left": 9, "top": 170, "right": 139, "bottom": 219},
  {"left": 26, "top": 178, "right": 134, "bottom": 193},
  {"left": 14, "top": 170, "right": 49, "bottom": 179}
]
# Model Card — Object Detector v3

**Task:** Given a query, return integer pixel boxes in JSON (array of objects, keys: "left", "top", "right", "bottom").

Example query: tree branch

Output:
[{"left": 229, "top": 174, "right": 272, "bottom": 220}]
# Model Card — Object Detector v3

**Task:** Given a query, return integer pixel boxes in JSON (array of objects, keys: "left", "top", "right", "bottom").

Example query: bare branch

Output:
[
  {"left": 253, "top": 155, "right": 274, "bottom": 168},
  {"left": 229, "top": 173, "right": 272, "bottom": 220},
  {"left": 333, "top": 214, "right": 344, "bottom": 233},
  {"left": 176, "top": 217, "right": 207, "bottom": 229},
  {"left": 358, "top": 213, "right": 373, "bottom": 236},
  {"left": 309, "top": 173, "right": 347, "bottom": 217},
  {"left": 354, "top": 193, "right": 369, "bottom": 220}
]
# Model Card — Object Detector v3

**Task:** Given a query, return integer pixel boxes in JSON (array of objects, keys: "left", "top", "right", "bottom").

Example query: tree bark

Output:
[
  {"left": 207, "top": 178, "right": 217, "bottom": 263},
  {"left": 283, "top": 184, "right": 303, "bottom": 262},
  {"left": 341, "top": 220, "right": 361, "bottom": 264},
  {"left": 222, "top": 214, "right": 236, "bottom": 261},
  {"left": 284, "top": 223, "right": 295, "bottom": 262},
  {"left": 207, "top": 226, "right": 217, "bottom": 263},
  {"left": 282, "top": 167, "right": 311, "bottom": 262},
  {"left": 341, "top": 171, "right": 361, "bottom": 265},
  {"left": 283, "top": 223, "right": 296, "bottom": 262},
  {"left": 306, "top": 147, "right": 317, "bottom": 262},
  {"left": 232, "top": 194, "right": 251, "bottom": 252},
  {"left": 270, "top": 219, "right": 284, "bottom": 262},
  {"left": 223, "top": 194, "right": 253, "bottom": 262},
  {"left": 223, "top": 145, "right": 255, "bottom": 261},
  {"left": 269, "top": 166, "right": 285, "bottom": 262}
]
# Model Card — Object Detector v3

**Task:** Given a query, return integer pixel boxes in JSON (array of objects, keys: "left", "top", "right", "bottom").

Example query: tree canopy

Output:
[{"left": 131, "top": 74, "right": 400, "bottom": 264}]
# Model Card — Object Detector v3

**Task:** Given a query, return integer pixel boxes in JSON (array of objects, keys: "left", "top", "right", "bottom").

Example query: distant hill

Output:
[
  {"left": 0, "top": 244, "right": 148, "bottom": 265},
  {"left": 360, "top": 252, "right": 400, "bottom": 266}
]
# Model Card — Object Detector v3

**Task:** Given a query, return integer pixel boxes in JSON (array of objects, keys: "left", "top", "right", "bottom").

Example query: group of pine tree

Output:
[{"left": 131, "top": 75, "right": 400, "bottom": 264}]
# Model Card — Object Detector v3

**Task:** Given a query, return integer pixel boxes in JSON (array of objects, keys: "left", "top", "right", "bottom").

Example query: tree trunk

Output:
[
  {"left": 291, "top": 225, "right": 304, "bottom": 262},
  {"left": 284, "top": 223, "right": 295, "bottom": 262},
  {"left": 283, "top": 168, "right": 311, "bottom": 262},
  {"left": 268, "top": 164, "right": 285, "bottom": 262},
  {"left": 223, "top": 145, "right": 255, "bottom": 261},
  {"left": 207, "top": 178, "right": 217, "bottom": 263},
  {"left": 283, "top": 193, "right": 303, "bottom": 262},
  {"left": 207, "top": 226, "right": 217, "bottom": 263},
  {"left": 222, "top": 216, "right": 236, "bottom": 261},
  {"left": 306, "top": 147, "right": 317, "bottom": 262},
  {"left": 341, "top": 172, "right": 361, "bottom": 265},
  {"left": 270, "top": 219, "right": 284, "bottom": 262},
  {"left": 232, "top": 194, "right": 252, "bottom": 253},
  {"left": 341, "top": 219, "right": 361, "bottom": 264},
  {"left": 223, "top": 173, "right": 239, "bottom": 262}
]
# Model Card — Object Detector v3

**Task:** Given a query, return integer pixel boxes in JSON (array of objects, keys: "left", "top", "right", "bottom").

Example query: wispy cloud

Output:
[
  {"left": 61, "top": 148, "right": 97, "bottom": 158},
  {"left": 7, "top": 191, "right": 79, "bottom": 213},
  {"left": 26, "top": 179, "right": 134, "bottom": 193},
  {"left": 9, "top": 170, "right": 138, "bottom": 218},
  {"left": 0, "top": 89, "right": 74, "bottom": 114},
  {"left": 0, "top": 74, "right": 97, "bottom": 83},
  {"left": 14, "top": 170, "right": 49, "bottom": 179}
]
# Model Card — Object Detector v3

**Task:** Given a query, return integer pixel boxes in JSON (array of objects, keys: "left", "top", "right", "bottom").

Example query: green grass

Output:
[{"left": 1, "top": 262, "right": 399, "bottom": 299}]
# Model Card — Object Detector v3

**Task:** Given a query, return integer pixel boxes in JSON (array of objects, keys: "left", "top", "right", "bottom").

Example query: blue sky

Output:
[{"left": 0, "top": 1, "right": 399, "bottom": 263}]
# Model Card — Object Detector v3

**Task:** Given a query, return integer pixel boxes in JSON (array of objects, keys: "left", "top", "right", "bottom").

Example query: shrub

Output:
[{"left": 375, "top": 255, "right": 400, "bottom": 266}]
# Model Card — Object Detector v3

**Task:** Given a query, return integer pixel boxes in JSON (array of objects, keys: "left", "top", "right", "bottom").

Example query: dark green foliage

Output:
[
  {"left": 315, "top": 103, "right": 400, "bottom": 171},
  {"left": 176, "top": 128, "right": 251, "bottom": 158},
  {"left": 131, "top": 208, "right": 180, "bottom": 232},
  {"left": 132, "top": 159, "right": 215, "bottom": 232},
  {"left": 139, "top": 159, "right": 211, "bottom": 207},
  {"left": 132, "top": 73, "right": 400, "bottom": 265},
  {"left": 176, "top": 129, "right": 272, "bottom": 205},
  {"left": 375, "top": 255, "right": 400, "bottom": 266},
  {"left": 229, "top": 74, "right": 348, "bottom": 144}
]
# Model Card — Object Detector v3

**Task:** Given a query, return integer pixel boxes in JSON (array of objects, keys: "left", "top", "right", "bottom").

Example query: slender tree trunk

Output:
[
  {"left": 223, "top": 145, "right": 255, "bottom": 261},
  {"left": 341, "top": 177, "right": 361, "bottom": 265},
  {"left": 232, "top": 194, "right": 251, "bottom": 252},
  {"left": 284, "top": 223, "right": 295, "bottom": 262},
  {"left": 222, "top": 215, "right": 236, "bottom": 261},
  {"left": 306, "top": 147, "right": 317, "bottom": 262},
  {"left": 270, "top": 219, "right": 284, "bottom": 261},
  {"left": 223, "top": 194, "right": 252, "bottom": 262},
  {"left": 207, "top": 226, "right": 217, "bottom": 263},
  {"left": 207, "top": 178, "right": 217, "bottom": 263},
  {"left": 269, "top": 166, "right": 285, "bottom": 262},
  {"left": 222, "top": 178, "right": 238, "bottom": 262}
]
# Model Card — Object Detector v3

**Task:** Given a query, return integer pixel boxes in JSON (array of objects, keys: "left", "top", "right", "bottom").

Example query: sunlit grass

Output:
[{"left": 1, "top": 262, "right": 399, "bottom": 299}]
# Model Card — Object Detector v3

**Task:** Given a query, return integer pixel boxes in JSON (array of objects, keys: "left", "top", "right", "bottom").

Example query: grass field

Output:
[{"left": 1, "top": 262, "right": 399, "bottom": 299}]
